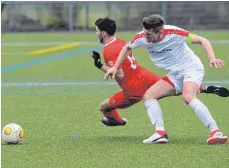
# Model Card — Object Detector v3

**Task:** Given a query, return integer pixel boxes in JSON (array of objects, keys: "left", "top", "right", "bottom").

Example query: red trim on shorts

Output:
[{"left": 162, "top": 76, "right": 175, "bottom": 88}]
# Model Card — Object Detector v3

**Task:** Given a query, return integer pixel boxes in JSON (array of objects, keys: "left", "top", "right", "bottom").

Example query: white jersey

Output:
[{"left": 129, "top": 25, "right": 204, "bottom": 72}]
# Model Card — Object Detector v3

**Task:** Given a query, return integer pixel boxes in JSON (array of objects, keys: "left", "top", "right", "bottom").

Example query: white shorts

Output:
[{"left": 166, "top": 69, "right": 204, "bottom": 95}]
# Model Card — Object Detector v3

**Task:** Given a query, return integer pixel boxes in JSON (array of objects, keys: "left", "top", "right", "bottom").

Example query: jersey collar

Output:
[{"left": 104, "top": 37, "right": 116, "bottom": 47}]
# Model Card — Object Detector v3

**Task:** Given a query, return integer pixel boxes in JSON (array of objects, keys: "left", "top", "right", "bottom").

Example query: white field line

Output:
[
  {"left": 1, "top": 80, "right": 229, "bottom": 87},
  {"left": 1, "top": 82, "right": 116, "bottom": 87},
  {"left": 1, "top": 41, "right": 99, "bottom": 55},
  {"left": 2, "top": 40, "right": 229, "bottom": 47},
  {"left": 1, "top": 52, "right": 31, "bottom": 55},
  {"left": 1, "top": 42, "right": 98, "bottom": 47},
  {"left": 203, "top": 81, "right": 229, "bottom": 84}
]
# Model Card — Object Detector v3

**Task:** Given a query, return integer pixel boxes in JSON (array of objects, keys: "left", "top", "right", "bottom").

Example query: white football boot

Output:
[{"left": 143, "top": 132, "right": 168, "bottom": 144}]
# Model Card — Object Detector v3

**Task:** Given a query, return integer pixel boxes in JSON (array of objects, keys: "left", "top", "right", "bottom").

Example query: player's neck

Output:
[{"left": 104, "top": 36, "right": 115, "bottom": 44}]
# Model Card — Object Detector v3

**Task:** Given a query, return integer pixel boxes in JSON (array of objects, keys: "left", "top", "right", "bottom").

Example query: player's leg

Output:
[
  {"left": 142, "top": 76, "right": 177, "bottom": 144},
  {"left": 100, "top": 98, "right": 121, "bottom": 121},
  {"left": 182, "top": 70, "right": 228, "bottom": 145},
  {"left": 99, "top": 98, "right": 127, "bottom": 126},
  {"left": 200, "top": 84, "right": 229, "bottom": 97},
  {"left": 100, "top": 91, "right": 141, "bottom": 126}
]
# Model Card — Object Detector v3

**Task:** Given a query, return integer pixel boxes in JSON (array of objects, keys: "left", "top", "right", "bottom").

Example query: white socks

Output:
[
  {"left": 144, "top": 98, "right": 218, "bottom": 133},
  {"left": 188, "top": 98, "right": 218, "bottom": 131},
  {"left": 144, "top": 99, "right": 165, "bottom": 131}
]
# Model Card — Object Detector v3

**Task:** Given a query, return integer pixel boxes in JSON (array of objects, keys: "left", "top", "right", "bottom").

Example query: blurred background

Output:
[{"left": 1, "top": 1, "right": 229, "bottom": 32}]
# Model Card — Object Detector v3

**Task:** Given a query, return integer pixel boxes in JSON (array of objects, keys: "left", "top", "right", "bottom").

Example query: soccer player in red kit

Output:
[
  {"left": 93, "top": 17, "right": 161, "bottom": 126},
  {"left": 92, "top": 17, "right": 229, "bottom": 127}
]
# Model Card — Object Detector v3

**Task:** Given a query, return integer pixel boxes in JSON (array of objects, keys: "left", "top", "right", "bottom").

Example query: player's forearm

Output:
[
  {"left": 200, "top": 38, "right": 216, "bottom": 60},
  {"left": 192, "top": 35, "right": 216, "bottom": 60},
  {"left": 191, "top": 35, "right": 216, "bottom": 60},
  {"left": 100, "top": 64, "right": 124, "bottom": 80},
  {"left": 100, "top": 64, "right": 109, "bottom": 73},
  {"left": 114, "top": 45, "right": 131, "bottom": 68}
]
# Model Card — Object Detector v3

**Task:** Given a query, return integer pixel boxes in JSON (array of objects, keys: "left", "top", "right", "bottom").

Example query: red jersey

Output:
[{"left": 103, "top": 37, "right": 146, "bottom": 95}]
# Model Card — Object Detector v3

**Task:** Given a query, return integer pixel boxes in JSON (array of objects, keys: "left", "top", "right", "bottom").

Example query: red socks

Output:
[{"left": 102, "top": 109, "right": 122, "bottom": 122}]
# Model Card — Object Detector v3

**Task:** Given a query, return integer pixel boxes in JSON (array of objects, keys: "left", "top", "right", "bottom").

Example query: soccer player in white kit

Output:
[{"left": 104, "top": 14, "right": 228, "bottom": 145}]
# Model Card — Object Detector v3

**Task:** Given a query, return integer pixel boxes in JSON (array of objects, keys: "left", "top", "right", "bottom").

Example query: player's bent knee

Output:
[
  {"left": 100, "top": 104, "right": 110, "bottom": 112},
  {"left": 143, "top": 95, "right": 149, "bottom": 101},
  {"left": 99, "top": 103, "right": 106, "bottom": 112},
  {"left": 143, "top": 93, "right": 156, "bottom": 101},
  {"left": 99, "top": 102, "right": 115, "bottom": 112},
  {"left": 182, "top": 94, "right": 196, "bottom": 104}
]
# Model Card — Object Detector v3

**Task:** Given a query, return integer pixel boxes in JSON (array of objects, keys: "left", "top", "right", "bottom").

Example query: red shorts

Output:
[{"left": 109, "top": 68, "right": 161, "bottom": 109}]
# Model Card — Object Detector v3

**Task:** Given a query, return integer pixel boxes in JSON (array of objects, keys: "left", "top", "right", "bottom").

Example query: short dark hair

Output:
[
  {"left": 142, "top": 14, "right": 165, "bottom": 29},
  {"left": 95, "top": 17, "right": 116, "bottom": 36}
]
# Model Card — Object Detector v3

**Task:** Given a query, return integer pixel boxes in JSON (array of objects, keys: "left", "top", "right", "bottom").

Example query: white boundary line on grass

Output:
[
  {"left": 1, "top": 42, "right": 98, "bottom": 47},
  {"left": 1, "top": 52, "right": 31, "bottom": 55},
  {"left": 2, "top": 40, "right": 229, "bottom": 47},
  {"left": 2, "top": 80, "right": 229, "bottom": 87},
  {"left": 1, "top": 82, "right": 116, "bottom": 87}
]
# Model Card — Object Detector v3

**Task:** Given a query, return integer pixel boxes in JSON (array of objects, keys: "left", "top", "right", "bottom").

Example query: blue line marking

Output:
[
  {"left": 71, "top": 134, "right": 80, "bottom": 138},
  {"left": 1, "top": 46, "right": 103, "bottom": 72}
]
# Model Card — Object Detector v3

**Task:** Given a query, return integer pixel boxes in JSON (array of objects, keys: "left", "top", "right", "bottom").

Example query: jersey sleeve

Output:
[
  {"left": 128, "top": 32, "right": 148, "bottom": 49},
  {"left": 173, "top": 27, "right": 190, "bottom": 44}
]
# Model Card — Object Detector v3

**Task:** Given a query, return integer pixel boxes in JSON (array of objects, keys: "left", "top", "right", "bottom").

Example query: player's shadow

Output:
[
  {"left": 97, "top": 134, "right": 228, "bottom": 146},
  {"left": 1, "top": 142, "right": 24, "bottom": 146},
  {"left": 167, "top": 134, "right": 228, "bottom": 146},
  {"left": 168, "top": 135, "right": 204, "bottom": 146}
]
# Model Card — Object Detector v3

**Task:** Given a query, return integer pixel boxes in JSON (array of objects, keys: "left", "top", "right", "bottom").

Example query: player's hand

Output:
[
  {"left": 104, "top": 66, "right": 118, "bottom": 81},
  {"left": 92, "top": 51, "right": 103, "bottom": 69},
  {"left": 209, "top": 58, "right": 225, "bottom": 68}
]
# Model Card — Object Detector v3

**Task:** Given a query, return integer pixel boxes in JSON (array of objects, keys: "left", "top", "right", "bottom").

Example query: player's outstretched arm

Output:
[
  {"left": 190, "top": 34, "right": 225, "bottom": 68},
  {"left": 91, "top": 51, "right": 124, "bottom": 80},
  {"left": 104, "top": 44, "right": 131, "bottom": 81}
]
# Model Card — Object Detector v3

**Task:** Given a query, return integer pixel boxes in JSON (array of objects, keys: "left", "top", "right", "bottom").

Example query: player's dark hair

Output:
[
  {"left": 95, "top": 17, "right": 116, "bottom": 36},
  {"left": 142, "top": 14, "right": 165, "bottom": 29}
]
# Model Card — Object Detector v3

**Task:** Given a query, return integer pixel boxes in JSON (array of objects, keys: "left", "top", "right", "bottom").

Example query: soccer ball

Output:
[{"left": 2, "top": 123, "right": 24, "bottom": 144}]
